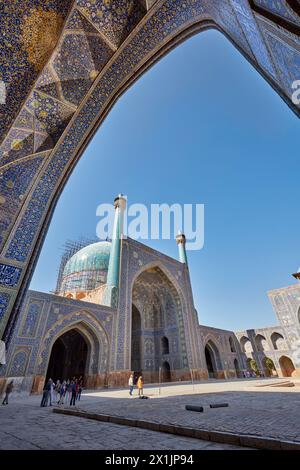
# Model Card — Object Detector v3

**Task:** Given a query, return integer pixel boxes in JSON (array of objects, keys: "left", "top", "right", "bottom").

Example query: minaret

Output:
[
  {"left": 103, "top": 194, "right": 126, "bottom": 307},
  {"left": 176, "top": 231, "right": 188, "bottom": 265}
]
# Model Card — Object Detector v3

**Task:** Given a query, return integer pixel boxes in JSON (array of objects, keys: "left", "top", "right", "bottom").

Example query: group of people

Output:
[
  {"left": 242, "top": 370, "right": 264, "bottom": 378},
  {"left": 40, "top": 377, "right": 83, "bottom": 407},
  {"left": 128, "top": 373, "right": 144, "bottom": 397}
]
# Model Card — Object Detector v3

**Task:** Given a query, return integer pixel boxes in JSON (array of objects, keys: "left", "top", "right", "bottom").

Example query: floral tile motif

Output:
[
  {"left": 14, "top": 108, "right": 34, "bottom": 131},
  {"left": 0, "top": 155, "right": 46, "bottom": 250},
  {"left": 65, "top": 7, "right": 101, "bottom": 33},
  {"left": 0, "top": 129, "right": 34, "bottom": 167},
  {"left": 36, "top": 66, "right": 61, "bottom": 102},
  {"left": 53, "top": 30, "right": 114, "bottom": 105},
  {"left": 0, "top": 293, "right": 11, "bottom": 321},
  {"left": 0, "top": 0, "right": 73, "bottom": 142},
  {"left": 27, "top": 91, "right": 75, "bottom": 142},
  {"left": 77, "top": 0, "right": 146, "bottom": 48}
]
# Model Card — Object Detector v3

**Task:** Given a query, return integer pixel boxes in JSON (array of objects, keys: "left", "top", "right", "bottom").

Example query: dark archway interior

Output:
[
  {"left": 131, "top": 304, "right": 142, "bottom": 375},
  {"left": 161, "top": 336, "right": 169, "bottom": 355},
  {"left": 46, "top": 329, "right": 88, "bottom": 383},
  {"left": 161, "top": 361, "right": 171, "bottom": 382},
  {"left": 234, "top": 358, "right": 240, "bottom": 377},
  {"left": 205, "top": 345, "right": 215, "bottom": 377}
]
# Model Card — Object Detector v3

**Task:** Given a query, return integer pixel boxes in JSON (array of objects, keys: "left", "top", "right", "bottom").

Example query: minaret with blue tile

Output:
[
  {"left": 176, "top": 231, "right": 188, "bottom": 265},
  {"left": 103, "top": 194, "right": 126, "bottom": 308}
]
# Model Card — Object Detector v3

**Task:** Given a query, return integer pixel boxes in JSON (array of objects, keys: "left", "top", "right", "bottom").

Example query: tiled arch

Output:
[
  {"left": 1, "top": 0, "right": 300, "bottom": 341},
  {"left": 36, "top": 312, "right": 109, "bottom": 377}
]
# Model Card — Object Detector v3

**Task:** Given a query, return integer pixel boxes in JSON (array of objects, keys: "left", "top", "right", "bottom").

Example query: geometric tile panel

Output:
[
  {"left": 229, "top": 0, "right": 277, "bottom": 79},
  {"left": 0, "top": 155, "right": 46, "bottom": 250},
  {"left": 53, "top": 30, "right": 114, "bottom": 106},
  {"left": 77, "top": 0, "right": 146, "bottom": 48},
  {"left": 0, "top": 0, "right": 73, "bottom": 143},
  {"left": 20, "top": 302, "right": 42, "bottom": 337},
  {"left": 9, "top": 349, "right": 29, "bottom": 376},
  {"left": 0, "top": 263, "right": 22, "bottom": 288},
  {"left": 14, "top": 108, "right": 34, "bottom": 131},
  {"left": 27, "top": 91, "right": 74, "bottom": 143},
  {"left": 252, "top": 1, "right": 300, "bottom": 27},
  {"left": 36, "top": 66, "right": 62, "bottom": 102},
  {"left": 0, "top": 129, "right": 34, "bottom": 167},
  {"left": 263, "top": 29, "right": 300, "bottom": 105},
  {"left": 0, "top": 293, "right": 11, "bottom": 321}
]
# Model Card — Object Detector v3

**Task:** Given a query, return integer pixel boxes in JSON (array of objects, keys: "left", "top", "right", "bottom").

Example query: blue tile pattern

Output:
[
  {"left": 0, "top": 0, "right": 73, "bottom": 142},
  {"left": 0, "top": 155, "right": 45, "bottom": 251},
  {"left": 77, "top": 0, "right": 146, "bottom": 48},
  {"left": 20, "top": 302, "right": 41, "bottom": 337},
  {"left": 0, "top": 264, "right": 22, "bottom": 287},
  {"left": 0, "top": 0, "right": 300, "bottom": 332},
  {"left": 253, "top": 0, "right": 300, "bottom": 26},
  {"left": 9, "top": 349, "right": 29, "bottom": 376},
  {"left": 0, "top": 293, "right": 11, "bottom": 321}
]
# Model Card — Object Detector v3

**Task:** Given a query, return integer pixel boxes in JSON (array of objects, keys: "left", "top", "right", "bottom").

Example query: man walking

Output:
[
  {"left": 70, "top": 380, "right": 77, "bottom": 406},
  {"left": 128, "top": 373, "right": 134, "bottom": 396},
  {"left": 40, "top": 379, "right": 52, "bottom": 407},
  {"left": 2, "top": 380, "right": 13, "bottom": 405}
]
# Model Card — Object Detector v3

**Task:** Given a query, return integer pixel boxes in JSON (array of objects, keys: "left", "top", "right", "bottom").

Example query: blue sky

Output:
[{"left": 30, "top": 29, "right": 300, "bottom": 331}]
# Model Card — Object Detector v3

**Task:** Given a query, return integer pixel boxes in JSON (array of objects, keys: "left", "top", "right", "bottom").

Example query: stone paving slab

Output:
[
  {"left": 71, "top": 379, "right": 300, "bottom": 445},
  {"left": 1, "top": 378, "right": 299, "bottom": 450},
  {"left": 0, "top": 399, "right": 243, "bottom": 450}
]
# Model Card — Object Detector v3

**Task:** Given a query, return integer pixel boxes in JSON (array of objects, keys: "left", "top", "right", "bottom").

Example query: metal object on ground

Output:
[
  {"left": 209, "top": 403, "right": 229, "bottom": 408},
  {"left": 185, "top": 405, "right": 204, "bottom": 412}
]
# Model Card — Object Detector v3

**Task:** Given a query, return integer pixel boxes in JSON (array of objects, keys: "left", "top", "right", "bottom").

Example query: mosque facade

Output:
[{"left": 1, "top": 195, "right": 299, "bottom": 396}]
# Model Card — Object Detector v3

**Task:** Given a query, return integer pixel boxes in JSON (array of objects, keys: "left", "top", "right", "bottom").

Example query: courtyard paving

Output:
[
  {"left": 0, "top": 399, "right": 240, "bottom": 450},
  {"left": 1, "top": 377, "right": 299, "bottom": 450},
  {"left": 78, "top": 378, "right": 300, "bottom": 444}
]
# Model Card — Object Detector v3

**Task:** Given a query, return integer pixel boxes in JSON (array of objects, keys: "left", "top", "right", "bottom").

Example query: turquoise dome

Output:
[{"left": 61, "top": 241, "right": 111, "bottom": 292}]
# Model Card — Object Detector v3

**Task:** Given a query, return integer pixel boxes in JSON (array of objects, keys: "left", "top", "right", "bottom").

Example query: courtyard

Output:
[{"left": 1, "top": 378, "right": 300, "bottom": 450}]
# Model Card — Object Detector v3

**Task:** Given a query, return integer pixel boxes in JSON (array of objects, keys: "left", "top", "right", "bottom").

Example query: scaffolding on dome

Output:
[{"left": 54, "top": 236, "right": 106, "bottom": 295}]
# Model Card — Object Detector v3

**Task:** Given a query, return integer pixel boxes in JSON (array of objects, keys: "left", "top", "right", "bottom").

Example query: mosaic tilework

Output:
[
  {"left": 253, "top": 0, "right": 300, "bottom": 27},
  {"left": 36, "top": 66, "right": 61, "bottom": 102},
  {"left": 0, "top": 155, "right": 46, "bottom": 250},
  {"left": 0, "top": 264, "right": 22, "bottom": 288},
  {"left": 0, "top": 293, "right": 11, "bottom": 321},
  {"left": 116, "top": 237, "right": 199, "bottom": 371},
  {"left": 20, "top": 302, "right": 42, "bottom": 337},
  {"left": 0, "top": 0, "right": 73, "bottom": 142},
  {"left": 229, "top": 0, "right": 277, "bottom": 78},
  {"left": 4, "top": 0, "right": 211, "bottom": 264},
  {"left": 1, "top": 0, "right": 300, "bottom": 333},
  {"left": 53, "top": 29, "right": 114, "bottom": 106},
  {"left": 14, "top": 108, "right": 34, "bottom": 131},
  {"left": 37, "top": 310, "right": 109, "bottom": 375},
  {"left": 27, "top": 91, "right": 75, "bottom": 142},
  {"left": 77, "top": 0, "right": 146, "bottom": 48},
  {"left": 0, "top": 289, "right": 116, "bottom": 378},
  {"left": 9, "top": 349, "right": 29, "bottom": 376},
  {"left": 261, "top": 27, "right": 300, "bottom": 98},
  {"left": 0, "top": 129, "right": 34, "bottom": 167},
  {"left": 131, "top": 268, "right": 183, "bottom": 372}
]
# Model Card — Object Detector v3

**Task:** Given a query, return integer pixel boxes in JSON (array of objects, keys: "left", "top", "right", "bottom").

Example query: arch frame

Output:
[
  {"left": 2, "top": 0, "right": 300, "bottom": 342},
  {"left": 129, "top": 262, "right": 189, "bottom": 378},
  {"left": 35, "top": 310, "right": 110, "bottom": 391},
  {"left": 204, "top": 337, "right": 224, "bottom": 378}
]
